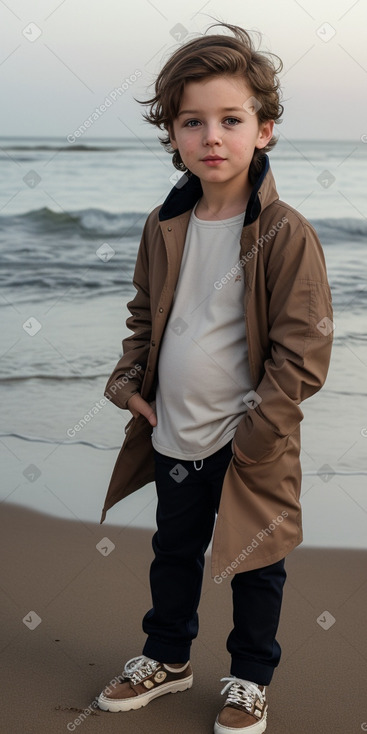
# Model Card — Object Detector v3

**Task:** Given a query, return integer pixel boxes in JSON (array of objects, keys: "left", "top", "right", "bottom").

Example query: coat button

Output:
[
  {"left": 159, "top": 307, "right": 164, "bottom": 313},
  {"left": 151, "top": 340, "right": 156, "bottom": 346},
  {"left": 167, "top": 226, "right": 172, "bottom": 231}
]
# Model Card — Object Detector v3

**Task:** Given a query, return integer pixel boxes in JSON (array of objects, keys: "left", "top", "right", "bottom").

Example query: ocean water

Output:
[{"left": 1, "top": 136, "right": 366, "bottom": 545}]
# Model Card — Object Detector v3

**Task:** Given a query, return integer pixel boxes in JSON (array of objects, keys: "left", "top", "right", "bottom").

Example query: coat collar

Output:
[{"left": 158, "top": 153, "right": 277, "bottom": 226}]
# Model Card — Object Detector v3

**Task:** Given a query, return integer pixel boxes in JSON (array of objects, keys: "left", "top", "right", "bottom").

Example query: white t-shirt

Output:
[{"left": 151, "top": 202, "right": 252, "bottom": 460}]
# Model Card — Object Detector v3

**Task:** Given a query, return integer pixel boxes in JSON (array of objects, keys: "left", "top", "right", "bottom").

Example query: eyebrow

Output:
[{"left": 177, "top": 107, "right": 245, "bottom": 117}]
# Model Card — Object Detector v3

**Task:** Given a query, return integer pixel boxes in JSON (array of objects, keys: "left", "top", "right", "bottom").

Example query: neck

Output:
[{"left": 196, "top": 170, "right": 251, "bottom": 220}]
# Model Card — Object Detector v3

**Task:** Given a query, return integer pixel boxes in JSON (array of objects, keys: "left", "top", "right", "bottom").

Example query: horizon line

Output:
[{"left": 0, "top": 135, "right": 361, "bottom": 143}]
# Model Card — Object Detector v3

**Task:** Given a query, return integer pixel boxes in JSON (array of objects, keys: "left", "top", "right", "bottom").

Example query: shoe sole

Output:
[
  {"left": 214, "top": 709, "right": 267, "bottom": 734},
  {"left": 97, "top": 673, "right": 193, "bottom": 712}
]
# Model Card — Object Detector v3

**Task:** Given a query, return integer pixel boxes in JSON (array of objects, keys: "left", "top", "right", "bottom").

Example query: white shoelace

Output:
[
  {"left": 220, "top": 676, "right": 266, "bottom": 712},
  {"left": 123, "top": 655, "right": 160, "bottom": 685}
]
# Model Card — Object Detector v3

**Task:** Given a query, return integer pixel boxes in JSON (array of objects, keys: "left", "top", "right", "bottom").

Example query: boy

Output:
[{"left": 97, "top": 22, "right": 333, "bottom": 733}]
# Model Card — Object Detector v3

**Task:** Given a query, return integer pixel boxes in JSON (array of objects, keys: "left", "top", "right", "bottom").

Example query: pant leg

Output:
[
  {"left": 203, "top": 448, "right": 287, "bottom": 686},
  {"left": 142, "top": 440, "right": 287, "bottom": 683},
  {"left": 142, "top": 442, "right": 233, "bottom": 663},
  {"left": 228, "top": 558, "right": 287, "bottom": 685}
]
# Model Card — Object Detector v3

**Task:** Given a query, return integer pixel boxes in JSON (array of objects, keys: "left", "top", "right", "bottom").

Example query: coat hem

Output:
[{"left": 210, "top": 532, "right": 303, "bottom": 578}]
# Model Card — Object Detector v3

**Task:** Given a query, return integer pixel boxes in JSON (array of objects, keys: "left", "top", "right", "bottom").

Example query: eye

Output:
[
  {"left": 183, "top": 119, "right": 201, "bottom": 127},
  {"left": 224, "top": 117, "right": 241, "bottom": 125}
]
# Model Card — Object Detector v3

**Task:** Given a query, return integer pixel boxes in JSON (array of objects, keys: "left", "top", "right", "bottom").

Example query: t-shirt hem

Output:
[{"left": 151, "top": 428, "right": 237, "bottom": 461}]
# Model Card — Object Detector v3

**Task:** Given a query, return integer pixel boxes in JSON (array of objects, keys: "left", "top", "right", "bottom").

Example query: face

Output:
[{"left": 169, "top": 75, "right": 274, "bottom": 186}]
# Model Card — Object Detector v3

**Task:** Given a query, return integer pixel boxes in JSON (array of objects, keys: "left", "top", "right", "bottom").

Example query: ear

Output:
[{"left": 256, "top": 120, "right": 274, "bottom": 150}]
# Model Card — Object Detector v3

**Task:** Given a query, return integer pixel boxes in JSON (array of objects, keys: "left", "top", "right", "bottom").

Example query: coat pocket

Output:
[{"left": 233, "top": 433, "right": 289, "bottom": 470}]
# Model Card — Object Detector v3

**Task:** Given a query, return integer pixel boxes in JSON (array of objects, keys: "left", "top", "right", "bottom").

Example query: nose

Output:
[{"left": 203, "top": 124, "right": 222, "bottom": 147}]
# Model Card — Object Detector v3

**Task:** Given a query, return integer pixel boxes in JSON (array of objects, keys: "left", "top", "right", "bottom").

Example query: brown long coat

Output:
[{"left": 100, "top": 157, "right": 333, "bottom": 578}]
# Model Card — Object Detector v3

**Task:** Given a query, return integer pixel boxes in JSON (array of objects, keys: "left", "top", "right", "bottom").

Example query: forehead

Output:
[{"left": 177, "top": 75, "right": 253, "bottom": 112}]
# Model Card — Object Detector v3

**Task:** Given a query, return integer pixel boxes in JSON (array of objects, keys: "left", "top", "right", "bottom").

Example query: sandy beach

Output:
[{"left": 1, "top": 501, "right": 366, "bottom": 734}]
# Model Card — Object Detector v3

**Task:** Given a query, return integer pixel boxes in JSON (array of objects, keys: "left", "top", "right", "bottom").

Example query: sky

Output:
[{"left": 0, "top": 0, "right": 366, "bottom": 141}]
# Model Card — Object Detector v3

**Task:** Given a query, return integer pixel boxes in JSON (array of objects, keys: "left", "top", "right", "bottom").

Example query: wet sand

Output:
[{"left": 1, "top": 502, "right": 366, "bottom": 733}]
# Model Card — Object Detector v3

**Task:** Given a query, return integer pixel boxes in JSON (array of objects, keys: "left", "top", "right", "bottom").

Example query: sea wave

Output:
[
  {"left": 0, "top": 207, "right": 366, "bottom": 305},
  {"left": 0, "top": 206, "right": 147, "bottom": 238},
  {"left": 0, "top": 432, "right": 117, "bottom": 449},
  {"left": 2, "top": 432, "right": 367, "bottom": 474},
  {"left": 310, "top": 217, "right": 367, "bottom": 242},
  {"left": 0, "top": 144, "right": 127, "bottom": 152},
  {"left": 0, "top": 373, "right": 109, "bottom": 382},
  {"left": 0, "top": 206, "right": 366, "bottom": 242}
]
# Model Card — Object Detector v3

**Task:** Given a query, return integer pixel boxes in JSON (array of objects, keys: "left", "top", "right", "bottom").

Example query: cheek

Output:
[
  {"left": 177, "top": 136, "right": 197, "bottom": 156},
  {"left": 231, "top": 138, "right": 252, "bottom": 157},
  {"left": 231, "top": 128, "right": 260, "bottom": 155}
]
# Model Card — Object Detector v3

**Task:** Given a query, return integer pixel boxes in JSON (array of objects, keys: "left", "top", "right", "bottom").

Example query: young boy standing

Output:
[{"left": 98, "top": 23, "right": 333, "bottom": 733}]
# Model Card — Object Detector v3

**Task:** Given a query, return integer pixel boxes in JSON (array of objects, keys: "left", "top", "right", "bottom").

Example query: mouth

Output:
[
  {"left": 201, "top": 156, "right": 226, "bottom": 166},
  {"left": 202, "top": 156, "right": 225, "bottom": 161}
]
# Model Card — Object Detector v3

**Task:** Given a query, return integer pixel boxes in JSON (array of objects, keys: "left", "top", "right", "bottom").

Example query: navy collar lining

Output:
[{"left": 158, "top": 154, "right": 269, "bottom": 227}]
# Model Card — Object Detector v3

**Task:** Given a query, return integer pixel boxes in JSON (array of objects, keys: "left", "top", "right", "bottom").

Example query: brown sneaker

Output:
[
  {"left": 97, "top": 655, "right": 193, "bottom": 712},
  {"left": 214, "top": 676, "right": 267, "bottom": 733}
]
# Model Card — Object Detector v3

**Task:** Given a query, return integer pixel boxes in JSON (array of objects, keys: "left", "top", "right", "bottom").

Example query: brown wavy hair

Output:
[{"left": 137, "top": 21, "right": 283, "bottom": 182}]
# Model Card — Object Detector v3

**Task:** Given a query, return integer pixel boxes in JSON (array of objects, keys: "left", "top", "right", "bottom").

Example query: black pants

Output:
[{"left": 142, "top": 440, "right": 286, "bottom": 685}]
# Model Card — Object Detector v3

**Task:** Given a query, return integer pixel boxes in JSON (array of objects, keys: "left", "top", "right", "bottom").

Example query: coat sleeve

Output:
[
  {"left": 104, "top": 217, "right": 152, "bottom": 410},
  {"left": 234, "top": 216, "right": 333, "bottom": 463}
]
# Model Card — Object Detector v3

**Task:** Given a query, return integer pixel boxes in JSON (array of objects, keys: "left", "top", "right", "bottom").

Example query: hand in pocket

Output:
[{"left": 127, "top": 393, "right": 157, "bottom": 426}]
